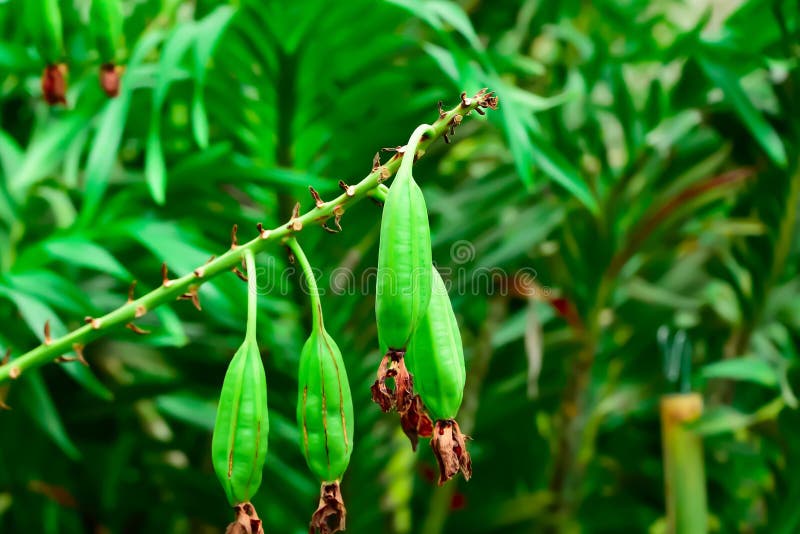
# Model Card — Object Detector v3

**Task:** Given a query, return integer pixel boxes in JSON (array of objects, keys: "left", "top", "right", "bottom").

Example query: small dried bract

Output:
[
  {"left": 225, "top": 502, "right": 264, "bottom": 534},
  {"left": 310, "top": 481, "right": 347, "bottom": 534},
  {"left": 431, "top": 419, "right": 472, "bottom": 486}
]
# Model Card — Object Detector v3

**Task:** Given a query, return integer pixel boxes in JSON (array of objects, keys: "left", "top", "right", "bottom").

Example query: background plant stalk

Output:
[{"left": 660, "top": 393, "right": 707, "bottom": 534}]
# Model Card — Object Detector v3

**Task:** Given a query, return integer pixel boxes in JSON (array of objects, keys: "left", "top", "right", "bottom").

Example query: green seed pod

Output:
[
  {"left": 405, "top": 267, "right": 465, "bottom": 420},
  {"left": 90, "top": 0, "right": 123, "bottom": 63},
  {"left": 289, "top": 238, "right": 354, "bottom": 534},
  {"left": 406, "top": 267, "right": 471, "bottom": 485},
  {"left": 375, "top": 126, "right": 434, "bottom": 352},
  {"left": 90, "top": 0, "right": 124, "bottom": 97},
  {"left": 297, "top": 326, "right": 355, "bottom": 481},
  {"left": 26, "top": 0, "right": 64, "bottom": 64},
  {"left": 211, "top": 250, "right": 269, "bottom": 506}
]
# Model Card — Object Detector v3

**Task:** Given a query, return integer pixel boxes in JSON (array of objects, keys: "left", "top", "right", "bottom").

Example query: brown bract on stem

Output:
[
  {"left": 225, "top": 502, "right": 264, "bottom": 534},
  {"left": 310, "top": 481, "right": 347, "bottom": 534},
  {"left": 431, "top": 419, "right": 472, "bottom": 486}
]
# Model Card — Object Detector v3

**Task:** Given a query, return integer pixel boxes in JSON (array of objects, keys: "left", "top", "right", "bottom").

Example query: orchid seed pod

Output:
[
  {"left": 90, "top": 0, "right": 124, "bottom": 96},
  {"left": 373, "top": 125, "right": 434, "bottom": 412},
  {"left": 211, "top": 250, "right": 269, "bottom": 510},
  {"left": 406, "top": 267, "right": 471, "bottom": 485},
  {"left": 26, "top": 0, "right": 67, "bottom": 105},
  {"left": 375, "top": 125, "right": 434, "bottom": 350},
  {"left": 289, "top": 238, "right": 355, "bottom": 534}
]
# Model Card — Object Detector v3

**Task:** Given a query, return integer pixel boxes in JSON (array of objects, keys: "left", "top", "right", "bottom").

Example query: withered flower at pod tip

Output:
[
  {"left": 41, "top": 64, "right": 68, "bottom": 105},
  {"left": 310, "top": 481, "right": 347, "bottom": 534},
  {"left": 370, "top": 351, "right": 395, "bottom": 412},
  {"left": 399, "top": 393, "right": 434, "bottom": 451},
  {"left": 430, "top": 419, "right": 472, "bottom": 486},
  {"left": 99, "top": 63, "right": 123, "bottom": 97},
  {"left": 225, "top": 503, "right": 264, "bottom": 534},
  {"left": 371, "top": 349, "right": 434, "bottom": 448}
]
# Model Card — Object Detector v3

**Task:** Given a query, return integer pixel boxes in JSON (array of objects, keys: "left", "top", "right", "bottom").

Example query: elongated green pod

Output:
[
  {"left": 211, "top": 250, "right": 269, "bottom": 506},
  {"left": 289, "top": 238, "right": 354, "bottom": 534},
  {"left": 90, "top": 0, "right": 124, "bottom": 97},
  {"left": 375, "top": 125, "right": 434, "bottom": 351},
  {"left": 297, "top": 326, "right": 354, "bottom": 482},
  {"left": 90, "top": 0, "right": 123, "bottom": 63},
  {"left": 406, "top": 267, "right": 471, "bottom": 485},
  {"left": 26, "top": 0, "right": 64, "bottom": 64},
  {"left": 406, "top": 267, "right": 465, "bottom": 420}
]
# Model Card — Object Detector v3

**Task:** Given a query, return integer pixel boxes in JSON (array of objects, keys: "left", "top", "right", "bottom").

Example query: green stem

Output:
[
  {"left": 244, "top": 249, "right": 258, "bottom": 343},
  {"left": 398, "top": 124, "right": 436, "bottom": 182},
  {"left": 0, "top": 90, "right": 497, "bottom": 383},
  {"left": 286, "top": 237, "right": 322, "bottom": 330}
]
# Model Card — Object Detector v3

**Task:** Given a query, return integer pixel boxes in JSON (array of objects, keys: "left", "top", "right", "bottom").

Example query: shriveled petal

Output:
[
  {"left": 452, "top": 420, "right": 472, "bottom": 481},
  {"left": 225, "top": 502, "right": 264, "bottom": 534},
  {"left": 371, "top": 352, "right": 395, "bottom": 412},
  {"left": 399, "top": 394, "right": 434, "bottom": 451},
  {"left": 430, "top": 420, "right": 472, "bottom": 485},
  {"left": 309, "top": 481, "right": 347, "bottom": 534},
  {"left": 393, "top": 356, "right": 414, "bottom": 413}
]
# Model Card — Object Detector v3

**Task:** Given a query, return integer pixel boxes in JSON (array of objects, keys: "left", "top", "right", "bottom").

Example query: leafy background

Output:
[{"left": 0, "top": 0, "right": 798, "bottom": 532}]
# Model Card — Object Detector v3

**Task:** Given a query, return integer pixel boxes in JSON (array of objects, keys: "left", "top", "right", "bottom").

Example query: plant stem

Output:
[
  {"left": 660, "top": 393, "right": 707, "bottom": 534},
  {"left": 0, "top": 90, "right": 497, "bottom": 383},
  {"left": 244, "top": 249, "right": 258, "bottom": 343},
  {"left": 286, "top": 237, "right": 322, "bottom": 330}
]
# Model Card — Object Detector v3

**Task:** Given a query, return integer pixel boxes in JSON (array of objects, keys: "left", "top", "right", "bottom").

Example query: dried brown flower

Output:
[
  {"left": 309, "top": 481, "right": 347, "bottom": 534},
  {"left": 430, "top": 420, "right": 472, "bottom": 486}
]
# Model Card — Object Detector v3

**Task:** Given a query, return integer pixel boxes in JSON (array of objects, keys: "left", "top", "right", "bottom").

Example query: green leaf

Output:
[
  {"left": 42, "top": 237, "right": 131, "bottom": 280},
  {"left": 387, "top": 0, "right": 482, "bottom": 51},
  {"left": 82, "top": 95, "right": 132, "bottom": 221},
  {"left": 698, "top": 58, "right": 787, "bottom": 167},
  {"left": 691, "top": 398, "right": 784, "bottom": 436},
  {"left": 8, "top": 114, "right": 90, "bottom": 200},
  {"left": 690, "top": 405, "right": 753, "bottom": 436},
  {"left": 700, "top": 356, "right": 778, "bottom": 387},
  {"left": 192, "top": 5, "right": 237, "bottom": 149},
  {"left": 16, "top": 370, "right": 81, "bottom": 460},
  {"left": 0, "top": 286, "right": 113, "bottom": 400},
  {"left": 527, "top": 127, "right": 599, "bottom": 213},
  {"left": 145, "top": 129, "right": 167, "bottom": 205},
  {"left": 156, "top": 392, "right": 217, "bottom": 431},
  {"left": 146, "top": 22, "right": 199, "bottom": 205}
]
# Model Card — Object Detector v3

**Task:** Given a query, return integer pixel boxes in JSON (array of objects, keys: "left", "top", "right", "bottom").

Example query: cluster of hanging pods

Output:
[
  {"left": 27, "top": 0, "right": 123, "bottom": 104},
  {"left": 208, "top": 98, "right": 502, "bottom": 532}
]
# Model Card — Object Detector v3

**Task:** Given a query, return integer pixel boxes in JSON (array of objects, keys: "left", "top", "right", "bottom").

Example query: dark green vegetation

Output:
[{"left": 1, "top": 1, "right": 799, "bottom": 532}]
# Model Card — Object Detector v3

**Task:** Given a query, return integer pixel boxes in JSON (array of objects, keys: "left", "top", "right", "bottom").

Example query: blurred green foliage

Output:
[{"left": 0, "top": 0, "right": 798, "bottom": 533}]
